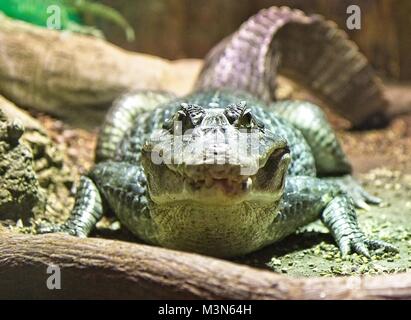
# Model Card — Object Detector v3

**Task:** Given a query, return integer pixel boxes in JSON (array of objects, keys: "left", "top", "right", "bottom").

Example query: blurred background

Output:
[{"left": 97, "top": 0, "right": 411, "bottom": 81}]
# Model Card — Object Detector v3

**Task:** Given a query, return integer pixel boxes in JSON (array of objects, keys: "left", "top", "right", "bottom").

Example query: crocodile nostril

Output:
[{"left": 200, "top": 110, "right": 230, "bottom": 127}]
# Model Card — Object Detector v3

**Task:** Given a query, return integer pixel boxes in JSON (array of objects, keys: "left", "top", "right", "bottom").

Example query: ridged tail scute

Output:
[{"left": 195, "top": 6, "right": 388, "bottom": 129}]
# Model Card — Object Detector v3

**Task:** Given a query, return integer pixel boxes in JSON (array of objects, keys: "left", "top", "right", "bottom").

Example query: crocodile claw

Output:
[
  {"left": 365, "top": 239, "right": 399, "bottom": 253},
  {"left": 337, "top": 232, "right": 398, "bottom": 258},
  {"left": 325, "top": 175, "right": 381, "bottom": 210}
]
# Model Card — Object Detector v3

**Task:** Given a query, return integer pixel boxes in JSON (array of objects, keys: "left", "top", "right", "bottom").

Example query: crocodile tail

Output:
[{"left": 195, "top": 6, "right": 388, "bottom": 129}]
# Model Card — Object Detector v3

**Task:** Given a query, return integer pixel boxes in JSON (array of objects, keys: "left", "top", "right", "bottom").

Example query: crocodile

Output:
[{"left": 37, "top": 6, "right": 396, "bottom": 258}]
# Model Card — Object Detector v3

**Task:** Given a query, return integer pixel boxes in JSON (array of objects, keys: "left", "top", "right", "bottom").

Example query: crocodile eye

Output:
[
  {"left": 162, "top": 110, "right": 186, "bottom": 131},
  {"left": 236, "top": 108, "right": 253, "bottom": 128},
  {"left": 224, "top": 101, "right": 264, "bottom": 130},
  {"left": 224, "top": 101, "right": 247, "bottom": 124},
  {"left": 163, "top": 103, "right": 204, "bottom": 133}
]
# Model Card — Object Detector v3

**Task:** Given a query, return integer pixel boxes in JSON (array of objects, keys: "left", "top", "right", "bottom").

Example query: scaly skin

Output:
[
  {"left": 196, "top": 6, "right": 388, "bottom": 128},
  {"left": 37, "top": 6, "right": 397, "bottom": 258},
  {"left": 38, "top": 90, "right": 396, "bottom": 258}
]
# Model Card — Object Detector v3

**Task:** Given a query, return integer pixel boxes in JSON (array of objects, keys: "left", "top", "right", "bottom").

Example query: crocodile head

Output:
[
  {"left": 141, "top": 101, "right": 291, "bottom": 256},
  {"left": 143, "top": 101, "right": 290, "bottom": 204}
]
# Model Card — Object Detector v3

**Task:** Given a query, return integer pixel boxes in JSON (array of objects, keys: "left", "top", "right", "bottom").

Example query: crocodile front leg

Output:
[
  {"left": 321, "top": 194, "right": 396, "bottom": 257},
  {"left": 270, "top": 100, "right": 381, "bottom": 209},
  {"left": 37, "top": 161, "right": 150, "bottom": 238},
  {"left": 271, "top": 100, "right": 351, "bottom": 175},
  {"left": 274, "top": 176, "right": 397, "bottom": 257},
  {"left": 37, "top": 176, "right": 105, "bottom": 237},
  {"left": 89, "top": 161, "right": 154, "bottom": 242},
  {"left": 323, "top": 175, "right": 381, "bottom": 210}
]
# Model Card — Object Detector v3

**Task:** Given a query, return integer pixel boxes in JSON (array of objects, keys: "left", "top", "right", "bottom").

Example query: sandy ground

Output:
[{"left": 31, "top": 88, "right": 411, "bottom": 278}]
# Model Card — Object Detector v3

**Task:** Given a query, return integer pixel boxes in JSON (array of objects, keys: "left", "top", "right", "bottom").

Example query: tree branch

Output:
[
  {"left": 0, "top": 14, "right": 202, "bottom": 127},
  {"left": 0, "top": 229, "right": 410, "bottom": 299}
]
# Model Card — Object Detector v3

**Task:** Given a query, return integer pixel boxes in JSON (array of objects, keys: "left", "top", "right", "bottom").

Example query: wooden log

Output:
[
  {"left": 0, "top": 228, "right": 410, "bottom": 299},
  {"left": 0, "top": 14, "right": 202, "bottom": 127},
  {"left": 0, "top": 95, "right": 43, "bottom": 131}
]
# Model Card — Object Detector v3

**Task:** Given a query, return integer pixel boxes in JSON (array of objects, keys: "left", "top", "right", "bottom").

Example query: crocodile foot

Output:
[
  {"left": 324, "top": 175, "right": 381, "bottom": 210},
  {"left": 337, "top": 232, "right": 398, "bottom": 258},
  {"left": 321, "top": 194, "right": 397, "bottom": 258}
]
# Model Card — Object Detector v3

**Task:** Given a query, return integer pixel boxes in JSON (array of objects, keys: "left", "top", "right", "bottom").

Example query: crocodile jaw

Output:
[
  {"left": 142, "top": 146, "right": 290, "bottom": 206},
  {"left": 147, "top": 200, "right": 282, "bottom": 257}
]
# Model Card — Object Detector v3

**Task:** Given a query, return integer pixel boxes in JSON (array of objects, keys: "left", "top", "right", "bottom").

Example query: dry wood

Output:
[
  {"left": 0, "top": 95, "right": 43, "bottom": 132},
  {"left": 0, "top": 228, "right": 410, "bottom": 299},
  {"left": 0, "top": 14, "right": 201, "bottom": 127}
]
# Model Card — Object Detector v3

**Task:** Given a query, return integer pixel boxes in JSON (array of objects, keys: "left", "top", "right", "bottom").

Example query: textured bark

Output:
[
  {"left": 0, "top": 228, "right": 410, "bottom": 299},
  {"left": 0, "top": 96, "right": 43, "bottom": 132},
  {"left": 0, "top": 14, "right": 202, "bottom": 127}
]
